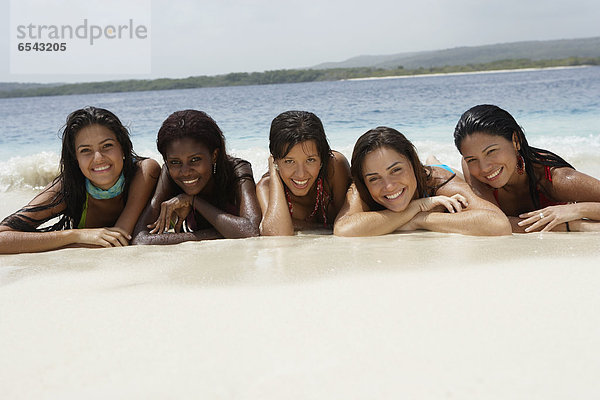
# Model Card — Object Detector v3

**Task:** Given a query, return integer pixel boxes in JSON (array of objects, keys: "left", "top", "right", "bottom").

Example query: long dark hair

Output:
[
  {"left": 351, "top": 127, "right": 432, "bottom": 210},
  {"left": 269, "top": 111, "right": 333, "bottom": 182},
  {"left": 157, "top": 110, "right": 237, "bottom": 206},
  {"left": 453, "top": 104, "right": 573, "bottom": 208},
  {"left": 1, "top": 106, "right": 139, "bottom": 231}
]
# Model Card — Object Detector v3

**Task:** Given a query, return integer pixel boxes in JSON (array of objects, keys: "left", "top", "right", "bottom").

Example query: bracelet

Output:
[{"left": 565, "top": 221, "right": 571, "bottom": 232}]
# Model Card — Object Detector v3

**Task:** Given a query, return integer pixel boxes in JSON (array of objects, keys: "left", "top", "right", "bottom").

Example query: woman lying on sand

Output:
[
  {"left": 454, "top": 104, "right": 600, "bottom": 232},
  {"left": 132, "top": 110, "right": 260, "bottom": 244},
  {"left": 333, "top": 126, "right": 511, "bottom": 236},
  {"left": 257, "top": 111, "right": 351, "bottom": 235},
  {"left": 0, "top": 107, "right": 160, "bottom": 253}
]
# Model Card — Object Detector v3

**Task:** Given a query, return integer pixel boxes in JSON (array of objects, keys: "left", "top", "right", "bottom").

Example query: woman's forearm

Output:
[
  {"left": 0, "top": 230, "right": 76, "bottom": 254},
  {"left": 261, "top": 175, "right": 294, "bottom": 236},
  {"left": 334, "top": 203, "right": 421, "bottom": 237},
  {"left": 192, "top": 198, "right": 259, "bottom": 239},
  {"left": 131, "top": 228, "right": 222, "bottom": 245},
  {"left": 414, "top": 209, "right": 511, "bottom": 236}
]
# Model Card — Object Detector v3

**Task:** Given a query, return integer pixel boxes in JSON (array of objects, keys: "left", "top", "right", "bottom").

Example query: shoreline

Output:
[{"left": 344, "top": 65, "right": 592, "bottom": 82}]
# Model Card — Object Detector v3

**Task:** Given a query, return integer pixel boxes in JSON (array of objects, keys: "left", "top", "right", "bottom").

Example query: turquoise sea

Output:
[{"left": 1, "top": 66, "right": 599, "bottom": 191}]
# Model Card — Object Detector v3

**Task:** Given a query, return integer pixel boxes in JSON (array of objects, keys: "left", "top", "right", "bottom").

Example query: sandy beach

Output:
[{"left": 2, "top": 202, "right": 600, "bottom": 398}]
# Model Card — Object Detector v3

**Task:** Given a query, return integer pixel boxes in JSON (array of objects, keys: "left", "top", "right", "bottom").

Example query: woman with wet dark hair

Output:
[
  {"left": 0, "top": 106, "right": 160, "bottom": 253},
  {"left": 132, "top": 110, "right": 260, "bottom": 244},
  {"left": 333, "top": 127, "right": 510, "bottom": 236},
  {"left": 256, "top": 110, "right": 351, "bottom": 235},
  {"left": 455, "top": 104, "right": 600, "bottom": 232}
]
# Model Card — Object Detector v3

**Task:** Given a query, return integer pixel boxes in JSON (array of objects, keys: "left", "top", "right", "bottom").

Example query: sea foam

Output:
[{"left": 0, "top": 152, "right": 60, "bottom": 192}]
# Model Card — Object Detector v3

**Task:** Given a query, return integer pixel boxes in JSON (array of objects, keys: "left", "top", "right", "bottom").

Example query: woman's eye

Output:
[
  {"left": 307, "top": 158, "right": 316, "bottom": 163},
  {"left": 169, "top": 160, "right": 181, "bottom": 165},
  {"left": 79, "top": 148, "right": 91, "bottom": 154},
  {"left": 367, "top": 177, "right": 379, "bottom": 183},
  {"left": 392, "top": 167, "right": 402, "bottom": 174},
  {"left": 103, "top": 143, "right": 113, "bottom": 149},
  {"left": 486, "top": 149, "right": 496, "bottom": 155},
  {"left": 284, "top": 159, "right": 294, "bottom": 164},
  {"left": 191, "top": 157, "right": 202, "bottom": 163}
]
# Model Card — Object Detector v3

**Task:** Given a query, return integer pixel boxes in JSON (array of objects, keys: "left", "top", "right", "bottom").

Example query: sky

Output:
[{"left": 1, "top": 0, "right": 600, "bottom": 83}]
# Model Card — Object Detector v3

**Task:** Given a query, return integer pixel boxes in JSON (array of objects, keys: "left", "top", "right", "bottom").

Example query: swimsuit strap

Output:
[
  {"left": 428, "top": 164, "right": 455, "bottom": 174},
  {"left": 544, "top": 165, "right": 553, "bottom": 182},
  {"left": 284, "top": 177, "right": 329, "bottom": 225}
]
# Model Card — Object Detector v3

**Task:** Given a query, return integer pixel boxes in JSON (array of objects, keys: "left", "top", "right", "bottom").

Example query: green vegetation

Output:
[{"left": 1, "top": 57, "right": 599, "bottom": 99}]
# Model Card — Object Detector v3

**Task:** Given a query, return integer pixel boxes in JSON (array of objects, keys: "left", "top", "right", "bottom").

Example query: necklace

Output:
[{"left": 284, "top": 177, "right": 329, "bottom": 225}]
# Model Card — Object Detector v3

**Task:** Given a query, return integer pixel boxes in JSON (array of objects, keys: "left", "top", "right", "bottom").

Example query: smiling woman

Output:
[
  {"left": 333, "top": 126, "right": 511, "bottom": 237},
  {"left": 454, "top": 104, "right": 600, "bottom": 232},
  {"left": 256, "top": 110, "right": 351, "bottom": 236},
  {"left": 131, "top": 109, "right": 261, "bottom": 245},
  {"left": 0, "top": 106, "right": 160, "bottom": 254}
]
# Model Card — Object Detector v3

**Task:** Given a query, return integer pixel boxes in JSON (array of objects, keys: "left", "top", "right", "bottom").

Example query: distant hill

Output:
[
  {"left": 311, "top": 37, "right": 600, "bottom": 70},
  {"left": 0, "top": 82, "right": 63, "bottom": 91}
]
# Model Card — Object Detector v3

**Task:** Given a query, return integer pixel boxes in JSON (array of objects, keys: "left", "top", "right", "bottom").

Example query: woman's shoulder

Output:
[
  {"left": 227, "top": 156, "right": 254, "bottom": 181},
  {"left": 326, "top": 150, "right": 351, "bottom": 179},
  {"left": 136, "top": 157, "right": 161, "bottom": 176}
]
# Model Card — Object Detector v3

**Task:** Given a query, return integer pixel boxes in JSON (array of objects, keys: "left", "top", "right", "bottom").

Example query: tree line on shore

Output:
[{"left": 2, "top": 57, "right": 599, "bottom": 99}]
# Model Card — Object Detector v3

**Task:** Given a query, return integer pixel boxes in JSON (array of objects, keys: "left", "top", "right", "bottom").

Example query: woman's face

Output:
[
  {"left": 459, "top": 132, "right": 519, "bottom": 188},
  {"left": 362, "top": 146, "right": 417, "bottom": 212},
  {"left": 164, "top": 137, "right": 217, "bottom": 195},
  {"left": 74, "top": 124, "right": 124, "bottom": 190},
  {"left": 275, "top": 140, "right": 322, "bottom": 197}
]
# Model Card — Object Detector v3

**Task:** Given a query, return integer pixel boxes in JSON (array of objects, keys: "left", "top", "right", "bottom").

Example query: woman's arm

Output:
[
  {"left": 518, "top": 167, "right": 600, "bottom": 232},
  {"left": 132, "top": 162, "right": 260, "bottom": 245},
  {"left": 326, "top": 151, "right": 352, "bottom": 222},
  {"left": 333, "top": 183, "right": 467, "bottom": 237},
  {"left": 257, "top": 156, "right": 294, "bottom": 236},
  {"left": 114, "top": 158, "right": 161, "bottom": 234},
  {"left": 188, "top": 163, "right": 261, "bottom": 239},
  {"left": 0, "top": 180, "right": 130, "bottom": 254},
  {"left": 412, "top": 176, "right": 512, "bottom": 236}
]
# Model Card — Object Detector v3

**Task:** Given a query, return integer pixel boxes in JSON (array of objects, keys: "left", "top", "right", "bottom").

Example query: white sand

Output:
[
  {"left": 2, "top": 191, "right": 600, "bottom": 398},
  {"left": 2, "top": 230, "right": 600, "bottom": 399}
]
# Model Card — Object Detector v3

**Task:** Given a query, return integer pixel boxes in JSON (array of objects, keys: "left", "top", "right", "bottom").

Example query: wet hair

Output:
[
  {"left": 454, "top": 104, "right": 573, "bottom": 208},
  {"left": 351, "top": 127, "right": 433, "bottom": 210},
  {"left": 1, "top": 106, "right": 139, "bottom": 231},
  {"left": 269, "top": 111, "right": 333, "bottom": 181},
  {"left": 157, "top": 110, "right": 240, "bottom": 206}
]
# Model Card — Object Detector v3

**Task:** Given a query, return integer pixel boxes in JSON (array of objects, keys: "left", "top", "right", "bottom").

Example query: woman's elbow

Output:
[
  {"left": 259, "top": 222, "right": 293, "bottom": 237},
  {"left": 480, "top": 213, "right": 512, "bottom": 236},
  {"left": 333, "top": 219, "right": 360, "bottom": 237}
]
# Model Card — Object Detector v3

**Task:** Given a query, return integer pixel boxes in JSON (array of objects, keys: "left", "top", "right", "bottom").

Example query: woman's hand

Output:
[
  {"left": 518, "top": 204, "right": 579, "bottom": 232},
  {"left": 148, "top": 193, "right": 193, "bottom": 234},
  {"left": 268, "top": 155, "right": 281, "bottom": 179},
  {"left": 75, "top": 227, "right": 131, "bottom": 247},
  {"left": 415, "top": 194, "right": 468, "bottom": 213}
]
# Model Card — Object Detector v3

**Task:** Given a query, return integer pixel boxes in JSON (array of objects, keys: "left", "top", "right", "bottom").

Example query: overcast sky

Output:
[{"left": 2, "top": 0, "right": 599, "bottom": 83}]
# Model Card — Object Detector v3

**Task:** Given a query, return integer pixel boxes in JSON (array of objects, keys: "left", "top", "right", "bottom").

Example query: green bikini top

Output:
[{"left": 77, "top": 193, "right": 89, "bottom": 229}]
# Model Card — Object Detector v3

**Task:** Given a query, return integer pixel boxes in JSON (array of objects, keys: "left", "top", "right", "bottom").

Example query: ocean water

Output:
[{"left": 1, "top": 66, "right": 599, "bottom": 193}]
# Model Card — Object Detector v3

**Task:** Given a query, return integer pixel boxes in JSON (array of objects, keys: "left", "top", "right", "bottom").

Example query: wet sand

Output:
[{"left": 2, "top": 229, "right": 600, "bottom": 399}]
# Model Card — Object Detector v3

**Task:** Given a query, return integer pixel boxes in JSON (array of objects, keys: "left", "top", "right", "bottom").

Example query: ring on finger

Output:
[{"left": 539, "top": 212, "right": 544, "bottom": 219}]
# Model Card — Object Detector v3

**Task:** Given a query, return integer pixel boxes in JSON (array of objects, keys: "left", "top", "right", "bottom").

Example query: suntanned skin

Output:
[
  {"left": 460, "top": 132, "right": 600, "bottom": 232},
  {"left": 333, "top": 147, "right": 511, "bottom": 237},
  {"left": 0, "top": 159, "right": 160, "bottom": 254},
  {"left": 256, "top": 145, "right": 351, "bottom": 236},
  {"left": 131, "top": 138, "right": 260, "bottom": 245}
]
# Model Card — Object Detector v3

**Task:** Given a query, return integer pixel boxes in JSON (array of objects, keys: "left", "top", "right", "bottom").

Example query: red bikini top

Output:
[{"left": 492, "top": 165, "right": 566, "bottom": 208}]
